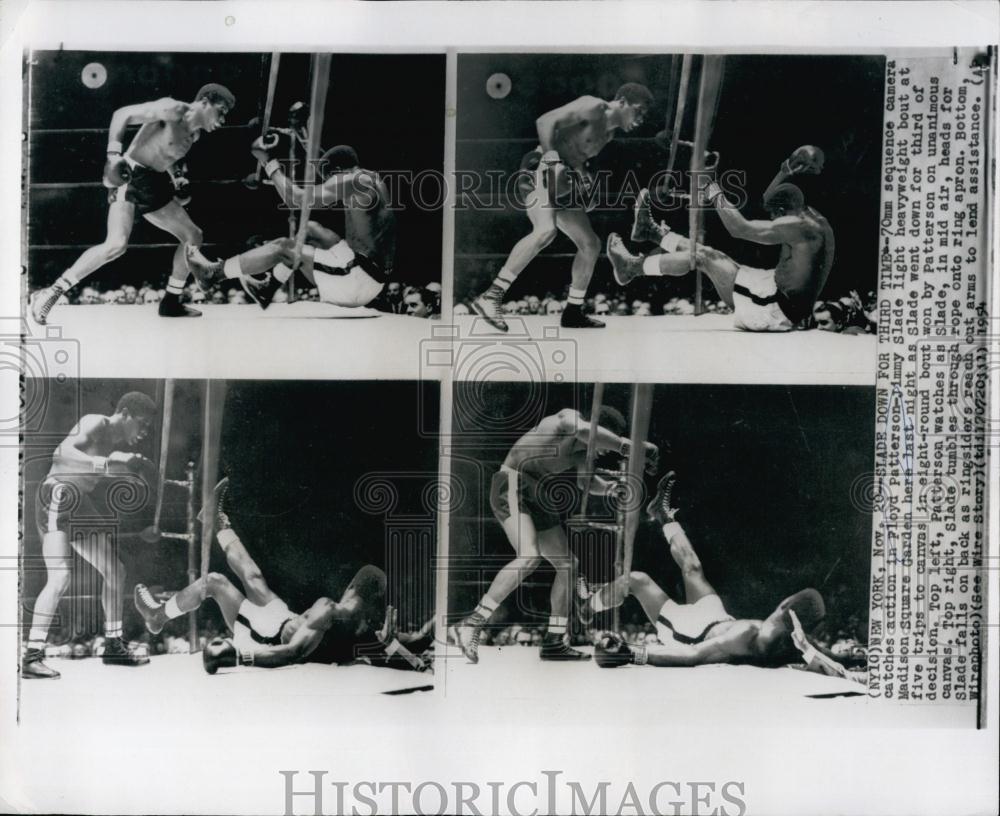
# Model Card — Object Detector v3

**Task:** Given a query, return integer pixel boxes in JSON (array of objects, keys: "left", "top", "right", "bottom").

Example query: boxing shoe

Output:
[
  {"left": 185, "top": 246, "right": 223, "bottom": 291},
  {"left": 471, "top": 286, "right": 509, "bottom": 333},
  {"left": 241, "top": 272, "right": 282, "bottom": 311},
  {"left": 606, "top": 234, "right": 644, "bottom": 287},
  {"left": 101, "top": 636, "right": 150, "bottom": 667},
  {"left": 203, "top": 638, "right": 238, "bottom": 675},
  {"left": 560, "top": 303, "right": 604, "bottom": 329},
  {"left": 29, "top": 286, "right": 62, "bottom": 326},
  {"left": 539, "top": 633, "right": 591, "bottom": 661},
  {"left": 134, "top": 584, "right": 167, "bottom": 635},
  {"left": 645, "top": 470, "right": 678, "bottom": 525},
  {"left": 158, "top": 291, "right": 202, "bottom": 318},
  {"left": 21, "top": 647, "right": 60, "bottom": 679},
  {"left": 197, "top": 476, "right": 231, "bottom": 530},
  {"left": 448, "top": 614, "right": 484, "bottom": 664},
  {"left": 630, "top": 188, "right": 666, "bottom": 244}
]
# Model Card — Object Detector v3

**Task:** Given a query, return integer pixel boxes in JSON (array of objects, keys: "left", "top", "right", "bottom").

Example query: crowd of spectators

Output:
[
  {"left": 40, "top": 277, "right": 872, "bottom": 331},
  {"left": 456, "top": 285, "right": 877, "bottom": 334},
  {"left": 41, "top": 277, "right": 442, "bottom": 318},
  {"left": 455, "top": 287, "right": 733, "bottom": 320}
]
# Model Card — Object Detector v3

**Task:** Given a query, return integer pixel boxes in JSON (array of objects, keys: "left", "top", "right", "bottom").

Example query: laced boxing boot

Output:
[
  {"left": 29, "top": 286, "right": 63, "bottom": 326},
  {"left": 630, "top": 188, "right": 668, "bottom": 244},
  {"left": 645, "top": 470, "right": 679, "bottom": 525},
  {"left": 21, "top": 646, "right": 60, "bottom": 679},
  {"left": 539, "top": 632, "right": 591, "bottom": 661},
  {"left": 101, "top": 636, "right": 150, "bottom": 667},
  {"left": 449, "top": 613, "right": 485, "bottom": 664},
  {"left": 158, "top": 291, "right": 202, "bottom": 318},
  {"left": 606, "top": 234, "right": 645, "bottom": 287},
  {"left": 471, "top": 285, "right": 509, "bottom": 333},
  {"left": 197, "top": 476, "right": 231, "bottom": 530},
  {"left": 185, "top": 245, "right": 224, "bottom": 291},
  {"left": 134, "top": 584, "right": 167, "bottom": 635},
  {"left": 560, "top": 302, "right": 605, "bottom": 329}
]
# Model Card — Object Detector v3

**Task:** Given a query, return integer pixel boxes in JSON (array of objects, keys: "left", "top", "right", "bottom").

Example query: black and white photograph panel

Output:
[
  {"left": 19, "top": 378, "right": 439, "bottom": 706},
  {"left": 454, "top": 54, "right": 883, "bottom": 382},
  {"left": 23, "top": 52, "right": 446, "bottom": 377},
  {"left": 445, "top": 381, "right": 971, "bottom": 726}
]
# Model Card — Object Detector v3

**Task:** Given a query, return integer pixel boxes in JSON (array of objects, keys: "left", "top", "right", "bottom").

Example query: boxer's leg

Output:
[
  {"left": 661, "top": 522, "right": 717, "bottom": 603},
  {"left": 536, "top": 525, "right": 590, "bottom": 660},
  {"left": 144, "top": 200, "right": 206, "bottom": 317},
  {"left": 30, "top": 199, "right": 135, "bottom": 324},
  {"left": 472, "top": 179, "right": 557, "bottom": 332},
  {"left": 22, "top": 528, "right": 74, "bottom": 678},
  {"left": 72, "top": 529, "right": 148, "bottom": 666},
  {"left": 554, "top": 208, "right": 604, "bottom": 328},
  {"left": 451, "top": 507, "right": 542, "bottom": 664},
  {"left": 135, "top": 573, "right": 245, "bottom": 634}
]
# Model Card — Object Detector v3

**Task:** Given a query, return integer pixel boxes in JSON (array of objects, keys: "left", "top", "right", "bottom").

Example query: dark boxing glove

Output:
[
  {"left": 595, "top": 632, "right": 638, "bottom": 668},
  {"left": 103, "top": 154, "right": 132, "bottom": 189},
  {"left": 203, "top": 637, "right": 238, "bottom": 675},
  {"left": 170, "top": 162, "right": 191, "bottom": 206},
  {"left": 783, "top": 145, "right": 825, "bottom": 176}
]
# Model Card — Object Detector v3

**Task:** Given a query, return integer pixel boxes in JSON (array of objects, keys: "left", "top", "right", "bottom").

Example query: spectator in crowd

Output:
[{"left": 403, "top": 285, "right": 440, "bottom": 319}]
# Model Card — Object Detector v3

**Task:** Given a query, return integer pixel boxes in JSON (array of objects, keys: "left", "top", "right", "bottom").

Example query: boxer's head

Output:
[
  {"left": 763, "top": 183, "right": 805, "bottom": 218},
  {"left": 193, "top": 83, "right": 236, "bottom": 132},
  {"left": 752, "top": 588, "right": 825, "bottom": 664},
  {"left": 613, "top": 83, "right": 653, "bottom": 132},
  {"left": 115, "top": 391, "right": 156, "bottom": 445},
  {"left": 319, "top": 145, "right": 360, "bottom": 178}
]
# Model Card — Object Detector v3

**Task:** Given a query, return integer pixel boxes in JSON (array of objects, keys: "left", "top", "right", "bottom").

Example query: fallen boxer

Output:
[
  {"left": 587, "top": 472, "right": 847, "bottom": 670},
  {"left": 134, "top": 478, "right": 430, "bottom": 673},
  {"left": 188, "top": 140, "right": 395, "bottom": 310},
  {"left": 607, "top": 146, "right": 833, "bottom": 332}
]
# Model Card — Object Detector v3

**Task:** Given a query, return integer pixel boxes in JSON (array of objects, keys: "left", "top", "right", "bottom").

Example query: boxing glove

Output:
[
  {"left": 595, "top": 632, "right": 636, "bottom": 668},
  {"left": 103, "top": 155, "right": 132, "bottom": 189},
  {"left": 202, "top": 638, "right": 238, "bottom": 675},
  {"left": 784, "top": 145, "right": 825, "bottom": 176}
]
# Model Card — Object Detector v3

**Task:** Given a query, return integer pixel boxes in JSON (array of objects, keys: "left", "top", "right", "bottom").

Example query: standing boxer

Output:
[
  {"left": 29, "top": 84, "right": 235, "bottom": 324},
  {"left": 449, "top": 407, "right": 658, "bottom": 663},
  {"left": 470, "top": 84, "right": 653, "bottom": 332},
  {"left": 22, "top": 392, "right": 157, "bottom": 679}
]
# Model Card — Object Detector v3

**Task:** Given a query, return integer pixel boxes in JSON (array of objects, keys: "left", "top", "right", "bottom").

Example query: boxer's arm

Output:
[
  {"left": 762, "top": 166, "right": 794, "bottom": 205},
  {"left": 536, "top": 98, "right": 601, "bottom": 168},
  {"left": 52, "top": 415, "right": 119, "bottom": 472},
  {"left": 644, "top": 623, "right": 755, "bottom": 667},
  {"left": 246, "top": 600, "right": 336, "bottom": 667},
  {"left": 554, "top": 409, "right": 628, "bottom": 453},
  {"left": 107, "top": 97, "right": 186, "bottom": 153},
  {"left": 713, "top": 194, "right": 808, "bottom": 246}
]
